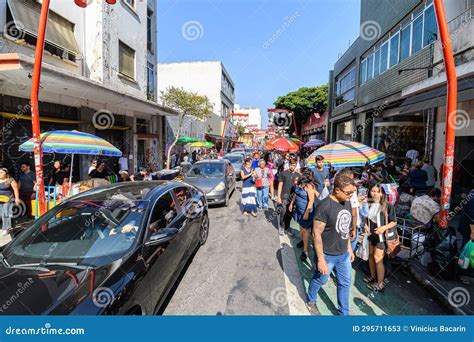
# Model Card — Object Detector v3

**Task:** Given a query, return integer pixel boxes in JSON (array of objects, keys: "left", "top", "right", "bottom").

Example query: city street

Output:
[{"left": 163, "top": 182, "right": 450, "bottom": 316}]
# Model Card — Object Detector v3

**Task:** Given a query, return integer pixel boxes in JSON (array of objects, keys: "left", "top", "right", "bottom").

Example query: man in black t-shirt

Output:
[
  {"left": 306, "top": 175, "right": 356, "bottom": 316},
  {"left": 277, "top": 157, "right": 301, "bottom": 235}
]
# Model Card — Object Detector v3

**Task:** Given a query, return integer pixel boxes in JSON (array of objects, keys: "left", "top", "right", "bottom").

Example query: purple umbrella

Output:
[{"left": 304, "top": 139, "right": 326, "bottom": 148}]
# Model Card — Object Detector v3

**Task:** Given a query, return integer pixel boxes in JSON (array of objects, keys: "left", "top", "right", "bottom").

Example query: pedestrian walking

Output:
[
  {"left": 119, "top": 153, "right": 129, "bottom": 172},
  {"left": 240, "top": 158, "right": 257, "bottom": 217},
  {"left": 289, "top": 167, "right": 316, "bottom": 261},
  {"left": 277, "top": 157, "right": 301, "bottom": 235},
  {"left": 0, "top": 168, "right": 21, "bottom": 235},
  {"left": 406, "top": 148, "right": 419, "bottom": 164},
  {"left": 255, "top": 159, "right": 271, "bottom": 210},
  {"left": 312, "top": 155, "right": 329, "bottom": 195},
  {"left": 251, "top": 152, "right": 260, "bottom": 170},
  {"left": 264, "top": 153, "right": 276, "bottom": 201},
  {"left": 363, "top": 183, "right": 397, "bottom": 293},
  {"left": 306, "top": 175, "right": 355, "bottom": 316},
  {"left": 18, "top": 162, "right": 36, "bottom": 218}
]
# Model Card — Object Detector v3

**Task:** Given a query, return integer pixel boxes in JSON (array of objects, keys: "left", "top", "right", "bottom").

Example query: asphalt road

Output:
[
  {"left": 163, "top": 182, "right": 292, "bottom": 315},
  {"left": 163, "top": 181, "right": 450, "bottom": 316}
]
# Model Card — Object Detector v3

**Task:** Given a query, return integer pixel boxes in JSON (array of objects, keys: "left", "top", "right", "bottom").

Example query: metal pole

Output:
[
  {"left": 434, "top": 0, "right": 457, "bottom": 229},
  {"left": 30, "top": 0, "right": 50, "bottom": 216},
  {"left": 292, "top": 112, "right": 298, "bottom": 136},
  {"left": 220, "top": 113, "right": 229, "bottom": 156}
]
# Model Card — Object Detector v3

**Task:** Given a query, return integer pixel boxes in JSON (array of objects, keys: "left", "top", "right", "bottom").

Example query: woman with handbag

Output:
[
  {"left": 363, "top": 183, "right": 398, "bottom": 293},
  {"left": 289, "top": 168, "right": 317, "bottom": 262},
  {"left": 255, "top": 159, "right": 271, "bottom": 210},
  {"left": 0, "top": 168, "right": 21, "bottom": 236},
  {"left": 240, "top": 158, "right": 257, "bottom": 217}
]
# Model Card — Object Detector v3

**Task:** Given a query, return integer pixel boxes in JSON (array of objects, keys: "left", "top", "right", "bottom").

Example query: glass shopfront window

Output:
[
  {"left": 336, "top": 120, "right": 353, "bottom": 141},
  {"left": 373, "top": 122, "right": 426, "bottom": 159}
]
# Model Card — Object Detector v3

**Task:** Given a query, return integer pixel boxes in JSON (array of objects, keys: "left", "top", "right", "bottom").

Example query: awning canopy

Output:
[
  {"left": 399, "top": 76, "right": 474, "bottom": 114},
  {"left": 7, "top": 0, "right": 80, "bottom": 55}
]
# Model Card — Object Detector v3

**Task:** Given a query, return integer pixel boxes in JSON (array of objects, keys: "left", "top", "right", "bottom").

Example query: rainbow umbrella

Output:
[
  {"left": 20, "top": 130, "right": 122, "bottom": 187},
  {"left": 289, "top": 137, "right": 302, "bottom": 145},
  {"left": 306, "top": 140, "right": 385, "bottom": 168}
]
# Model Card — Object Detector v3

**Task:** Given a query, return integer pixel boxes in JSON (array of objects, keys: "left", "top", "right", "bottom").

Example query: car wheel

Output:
[{"left": 199, "top": 213, "right": 209, "bottom": 245}]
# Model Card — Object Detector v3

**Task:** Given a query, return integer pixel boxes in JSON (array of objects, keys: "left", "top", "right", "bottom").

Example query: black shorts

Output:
[{"left": 369, "top": 234, "right": 386, "bottom": 250}]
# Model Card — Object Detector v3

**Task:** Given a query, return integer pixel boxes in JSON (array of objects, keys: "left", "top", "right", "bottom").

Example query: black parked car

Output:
[{"left": 0, "top": 181, "right": 209, "bottom": 315}]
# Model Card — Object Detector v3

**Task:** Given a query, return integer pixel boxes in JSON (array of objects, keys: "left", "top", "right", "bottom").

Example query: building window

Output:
[
  {"left": 147, "top": 8, "right": 153, "bottom": 51},
  {"left": 373, "top": 48, "right": 381, "bottom": 77},
  {"left": 400, "top": 24, "right": 411, "bottom": 61},
  {"left": 119, "top": 41, "right": 135, "bottom": 80},
  {"left": 147, "top": 62, "right": 155, "bottom": 101},
  {"left": 360, "top": 58, "right": 367, "bottom": 84},
  {"left": 411, "top": 14, "right": 424, "bottom": 54},
  {"left": 380, "top": 41, "right": 389, "bottom": 73},
  {"left": 423, "top": 5, "right": 437, "bottom": 47},
  {"left": 389, "top": 32, "right": 400, "bottom": 67},
  {"left": 367, "top": 54, "right": 374, "bottom": 80},
  {"left": 335, "top": 65, "right": 356, "bottom": 107}
]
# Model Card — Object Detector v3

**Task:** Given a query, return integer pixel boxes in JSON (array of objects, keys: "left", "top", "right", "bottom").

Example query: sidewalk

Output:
[
  {"left": 408, "top": 259, "right": 474, "bottom": 315},
  {"left": 0, "top": 217, "right": 34, "bottom": 247},
  {"left": 287, "top": 220, "right": 450, "bottom": 315}
]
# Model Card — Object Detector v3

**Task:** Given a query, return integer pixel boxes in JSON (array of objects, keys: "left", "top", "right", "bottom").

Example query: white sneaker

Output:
[{"left": 0, "top": 231, "right": 8, "bottom": 236}]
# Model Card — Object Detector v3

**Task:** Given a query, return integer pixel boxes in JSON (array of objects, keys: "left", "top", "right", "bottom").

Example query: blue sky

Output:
[{"left": 158, "top": 0, "right": 361, "bottom": 125}]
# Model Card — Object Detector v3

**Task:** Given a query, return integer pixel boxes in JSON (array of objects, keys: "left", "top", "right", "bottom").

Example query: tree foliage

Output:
[
  {"left": 273, "top": 84, "right": 328, "bottom": 135},
  {"left": 161, "top": 86, "right": 213, "bottom": 169}
]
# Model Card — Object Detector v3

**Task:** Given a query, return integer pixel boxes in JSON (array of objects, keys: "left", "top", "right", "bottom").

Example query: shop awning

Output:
[
  {"left": 0, "top": 112, "right": 129, "bottom": 130},
  {"left": 399, "top": 76, "right": 474, "bottom": 114},
  {"left": 7, "top": 0, "right": 80, "bottom": 55}
]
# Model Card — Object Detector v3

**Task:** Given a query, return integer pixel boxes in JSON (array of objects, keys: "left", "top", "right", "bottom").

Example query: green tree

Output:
[
  {"left": 273, "top": 84, "right": 328, "bottom": 136},
  {"left": 161, "top": 86, "right": 213, "bottom": 169}
]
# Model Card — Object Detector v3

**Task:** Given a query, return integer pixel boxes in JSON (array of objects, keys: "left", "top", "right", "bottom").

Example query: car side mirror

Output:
[{"left": 145, "top": 227, "right": 179, "bottom": 246}]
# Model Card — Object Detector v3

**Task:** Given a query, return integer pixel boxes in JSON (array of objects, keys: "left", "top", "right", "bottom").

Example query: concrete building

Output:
[
  {"left": 157, "top": 61, "right": 236, "bottom": 150},
  {"left": 0, "top": 0, "right": 176, "bottom": 178},
  {"left": 234, "top": 104, "right": 262, "bottom": 129},
  {"left": 328, "top": 0, "right": 474, "bottom": 187}
]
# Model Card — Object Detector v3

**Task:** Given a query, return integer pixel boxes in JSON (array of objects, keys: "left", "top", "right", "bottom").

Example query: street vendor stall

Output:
[{"left": 19, "top": 130, "right": 122, "bottom": 217}]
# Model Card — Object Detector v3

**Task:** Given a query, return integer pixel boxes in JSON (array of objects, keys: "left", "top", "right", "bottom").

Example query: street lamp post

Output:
[{"left": 31, "top": 0, "right": 117, "bottom": 215}]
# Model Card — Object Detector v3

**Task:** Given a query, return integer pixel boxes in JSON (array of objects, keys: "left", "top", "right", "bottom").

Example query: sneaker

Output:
[
  {"left": 305, "top": 302, "right": 321, "bottom": 315},
  {"left": 300, "top": 251, "right": 308, "bottom": 261},
  {"left": 278, "top": 227, "right": 284, "bottom": 236},
  {"left": 296, "top": 241, "right": 304, "bottom": 249}
]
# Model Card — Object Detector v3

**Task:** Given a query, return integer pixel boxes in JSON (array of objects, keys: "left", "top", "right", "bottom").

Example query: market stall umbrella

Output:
[
  {"left": 176, "top": 136, "right": 200, "bottom": 144},
  {"left": 19, "top": 130, "right": 122, "bottom": 187},
  {"left": 304, "top": 139, "right": 326, "bottom": 148},
  {"left": 265, "top": 138, "right": 299, "bottom": 152},
  {"left": 289, "top": 137, "right": 302, "bottom": 145},
  {"left": 191, "top": 141, "right": 214, "bottom": 148},
  {"left": 306, "top": 140, "right": 385, "bottom": 168}
]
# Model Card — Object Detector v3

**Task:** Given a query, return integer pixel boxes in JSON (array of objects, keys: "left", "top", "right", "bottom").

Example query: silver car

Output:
[
  {"left": 184, "top": 159, "right": 236, "bottom": 206},
  {"left": 223, "top": 153, "right": 244, "bottom": 180}
]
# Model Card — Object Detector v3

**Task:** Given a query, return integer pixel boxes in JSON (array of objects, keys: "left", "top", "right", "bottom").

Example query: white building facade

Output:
[
  {"left": 0, "top": 0, "right": 175, "bottom": 177},
  {"left": 157, "top": 61, "right": 236, "bottom": 150},
  {"left": 234, "top": 105, "right": 262, "bottom": 129}
]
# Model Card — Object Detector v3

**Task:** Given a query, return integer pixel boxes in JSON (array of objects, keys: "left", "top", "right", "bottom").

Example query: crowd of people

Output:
[{"left": 235, "top": 147, "right": 473, "bottom": 315}]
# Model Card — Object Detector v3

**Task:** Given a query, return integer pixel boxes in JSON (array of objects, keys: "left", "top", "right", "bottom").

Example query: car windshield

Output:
[
  {"left": 3, "top": 196, "right": 147, "bottom": 267},
  {"left": 187, "top": 163, "right": 225, "bottom": 177},
  {"left": 224, "top": 156, "right": 242, "bottom": 163}
]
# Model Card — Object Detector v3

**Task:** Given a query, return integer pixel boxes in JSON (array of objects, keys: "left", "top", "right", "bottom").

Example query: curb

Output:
[{"left": 408, "top": 262, "right": 468, "bottom": 315}]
